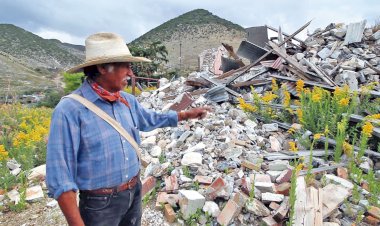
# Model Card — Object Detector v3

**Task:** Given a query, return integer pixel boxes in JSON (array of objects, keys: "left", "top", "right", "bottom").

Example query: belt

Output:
[{"left": 80, "top": 174, "right": 139, "bottom": 195}]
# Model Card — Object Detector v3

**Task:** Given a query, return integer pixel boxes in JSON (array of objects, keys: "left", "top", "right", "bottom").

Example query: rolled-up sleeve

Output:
[
  {"left": 129, "top": 95, "right": 178, "bottom": 132},
  {"left": 46, "top": 106, "right": 80, "bottom": 200}
]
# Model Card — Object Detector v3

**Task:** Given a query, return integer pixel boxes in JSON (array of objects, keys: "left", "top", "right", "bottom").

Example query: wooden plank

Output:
[
  {"left": 305, "top": 187, "right": 323, "bottom": 226},
  {"left": 299, "top": 163, "right": 346, "bottom": 176},
  {"left": 294, "top": 179, "right": 324, "bottom": 226},
  {"left": 319, "top": 136, "right": 380, "bottom": 158},
  {"left": 232, "top": 80, "right": 270, "bottom": 88},
  {"left": 294, "top": 176, "right": 307, "bottom": 226},
  {"left": 199, "top": 73, "right": 242, "bottom": 97}
]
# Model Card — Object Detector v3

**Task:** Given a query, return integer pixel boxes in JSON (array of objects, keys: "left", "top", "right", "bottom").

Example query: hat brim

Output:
[{"left": 66, "top": 55, "right": 151, "bottom": 73}]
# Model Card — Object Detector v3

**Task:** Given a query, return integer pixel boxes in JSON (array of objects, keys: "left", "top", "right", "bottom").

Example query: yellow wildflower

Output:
[
  {"left": 283, "top": 90, "right": 291, "bottom": 107},
  {"left": 362, "top": 122, "right": 374, "bottom": 137},
  {"left": 271, "top": 78, "right": 279, "bottom": 91},
  {"left": 294, "top": 100, "right": 301, "bottom": 106},
  {"left": 0, "top": 145, "right": 9, "bottom": 161},
  {"left": 342, "top": 142, "right": 353, "bottom": 157},
  {"left": 296, "top": 109, "right": 303, "bottom": 122},
  {"left": 288, "top": 141, "right": 298, "bottom": 152},
  {"left": 338, "top": 98, "right": 350, "bottom": 107},
  {"left": 238, "top": 98, "right": 257, "bottom": 113},
  {"left": 324, "top": 126, "right": 329, "bottom": 136},
  {"left": 296, "top": 80, "right": 305, "bottom": 94},
  {"left": 261, "top": 92, "right": 278, "bottom": 103},
  {"left": 296, "top": 163, "right": 304, "bottom": 173},
  {"left": 366, "top": 114, "right": 380, "bottom": 120},
  {"left": 311, "top": 93, "right": 321, "bottom": 102},
  {"left": 287, "top": 127, "right": 295, "bottom": 134},
  {"left": 303, "top": 88, "right": 311, "bottom": 94},
  {"left": 314, "top": 133, "right": 323, "bottom": 140}
]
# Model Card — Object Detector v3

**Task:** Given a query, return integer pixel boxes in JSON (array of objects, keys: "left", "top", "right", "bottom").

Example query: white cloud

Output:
[
  {"left": 34, "top": 29, "right": 84, "bottom": 44},
  {"left": 1, "top": 0, "right": 379, "bottom": 45}
]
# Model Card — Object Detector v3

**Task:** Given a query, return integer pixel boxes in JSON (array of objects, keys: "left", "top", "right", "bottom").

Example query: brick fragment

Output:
[
  {"left": 164, "top": 204, "right": 176, "bottom": 223},
  {"left": 141, "top": 176, "right": 157, "bottom": 197}
]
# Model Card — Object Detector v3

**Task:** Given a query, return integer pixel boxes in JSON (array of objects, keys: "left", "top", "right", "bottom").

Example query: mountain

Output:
[
  {"left": 131, "top": 9, "right": 246, "bottom": 71},
  {"left": 0, "top": 24, "right": 84, "bottom": 95}
]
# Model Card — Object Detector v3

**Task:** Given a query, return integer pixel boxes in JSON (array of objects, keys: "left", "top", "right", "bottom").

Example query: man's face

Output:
[{"left": 101, "top": 62, "right": 134, "bottom": 92}]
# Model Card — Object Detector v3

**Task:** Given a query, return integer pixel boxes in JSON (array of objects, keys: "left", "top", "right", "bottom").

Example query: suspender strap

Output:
[{"left": 63, "top": 94, "right": 142, "bottom": 160}]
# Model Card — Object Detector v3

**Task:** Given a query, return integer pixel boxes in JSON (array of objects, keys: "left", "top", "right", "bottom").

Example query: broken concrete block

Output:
[
  {"left": 202, "top": 201, "right": 220, "bottom": 217},
  {"left": 255, "top": 182, "right": 274, "bottom": 193},
  {"left": 245, "top": 198, "right": 270, "bottom": 217},
  {"left": 322, "top": 184, "right": 350, "bottom": 218},
  {"left": 334, "top": 70, "right": 359, "bottom": 90},
  {"left": 261, "top": 192, "right": 284, "bottom": 203},
  {"left": 251, "top": 174, "right": 271, "bottom": 183},
  {"left": 269, "top": 202, "right": 280, "bottom": 210},
  {"left": 7, "top": 159, "right": 21, "bottom": 170},
  {"left": 181, "top": 152, "right": 202, "bottom": 166},
  {"left": 11, "top": 168, "right": 21, "bottom": 176},
  {"left": 26, "top": 185, "right": 44, "bottom": 201},
  {"left": 178, "top": 190, "right": 205, "bottom": 219}
]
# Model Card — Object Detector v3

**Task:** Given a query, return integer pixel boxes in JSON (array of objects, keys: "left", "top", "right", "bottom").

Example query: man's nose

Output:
[{"left": 127, "top": 68, "right": 135, "bottom": 77}]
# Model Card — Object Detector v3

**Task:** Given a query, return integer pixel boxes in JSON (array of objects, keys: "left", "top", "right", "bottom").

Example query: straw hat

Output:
[{"left": 67, "top": 32, "right": 151, "bottom": 73}]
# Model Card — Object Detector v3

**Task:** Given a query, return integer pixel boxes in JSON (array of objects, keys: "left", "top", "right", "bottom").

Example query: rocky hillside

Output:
[
  {"left": 0, "top": 24, "right": 84, "bottom": 95},
  {"left": 132, "top": 9, "right": 246, "bottom": 71}
]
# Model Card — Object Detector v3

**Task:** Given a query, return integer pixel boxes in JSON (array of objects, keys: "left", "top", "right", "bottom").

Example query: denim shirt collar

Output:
[{"left": 77, "top": 79, "right": 103, "bottom": 103}]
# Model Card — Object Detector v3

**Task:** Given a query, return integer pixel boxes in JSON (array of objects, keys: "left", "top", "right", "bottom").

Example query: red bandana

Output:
[{"left": 90, "top": 81, "right": 130, "bottom": 108}]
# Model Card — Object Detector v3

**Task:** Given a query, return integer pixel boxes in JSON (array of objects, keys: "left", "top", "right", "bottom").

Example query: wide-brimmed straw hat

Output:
[{"left": 67, "top": 32, "right": 151, "bottom": 73}]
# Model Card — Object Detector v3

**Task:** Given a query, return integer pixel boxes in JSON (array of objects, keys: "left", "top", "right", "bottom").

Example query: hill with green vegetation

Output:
[
  {"left": 0, "top": 24, "right": 84, "bottom": 96},
  {"left": 132, "top": 9, "right": 246, "bottom": 71}
]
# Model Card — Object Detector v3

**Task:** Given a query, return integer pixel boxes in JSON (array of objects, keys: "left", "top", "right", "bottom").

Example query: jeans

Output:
[{"left": 79, "top": 179, "right": 142, "bottom": 226}]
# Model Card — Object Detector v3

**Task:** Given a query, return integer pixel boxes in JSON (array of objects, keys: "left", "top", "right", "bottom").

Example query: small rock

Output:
[
  {"left": 46, "top": 200, "right": 58, "bottom": 208},
  {"left": 150, "top": 146, "right": 162, "bottom": 157},
  {"left": 262, "top": 123, "right": 278, "bottom": 132},
  {"left": 268, "top": 160, "right": 289, "bottom": 171},
  {"left": 202, "top": 201, "right": 220, "bottom": 217},
  {"left": 26, "top": 185, "right": 44, "bottom": 201}
]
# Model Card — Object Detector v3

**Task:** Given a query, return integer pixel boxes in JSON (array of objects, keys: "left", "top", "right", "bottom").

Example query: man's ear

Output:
[{"left": 96, "top": 65, "right": 106, "bottom": 75}]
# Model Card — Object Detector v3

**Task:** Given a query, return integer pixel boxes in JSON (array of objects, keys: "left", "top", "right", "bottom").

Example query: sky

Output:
[{"left": 1, "top": 0, "right": 379, "bottom": 45}]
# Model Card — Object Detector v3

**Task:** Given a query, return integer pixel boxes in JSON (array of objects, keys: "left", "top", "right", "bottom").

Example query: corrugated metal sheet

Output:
[
  {"left": 343, "top": 20, "right": 366, "bottom": 45},
  {"left": 220, "top": 56, "right": 241, "bottom": 72},
  {"left": 246, "top": 26, "right": 269, "bottom": 48},
  {"left": 204, "top": 85, "right": 229, "bottom": 103},
  {"left": 236, "top": 41, "right": 277, "bottom": 63}
]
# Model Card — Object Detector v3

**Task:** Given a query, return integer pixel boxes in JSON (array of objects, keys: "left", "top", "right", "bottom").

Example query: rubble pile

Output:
[{"left": 136, "top": 72, "right": 380, "bottom": 225}]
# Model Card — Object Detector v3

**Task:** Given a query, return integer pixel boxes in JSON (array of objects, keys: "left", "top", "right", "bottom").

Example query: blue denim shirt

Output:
[{"left": 46, "top": 80, "right": 178, "bottom": 199}]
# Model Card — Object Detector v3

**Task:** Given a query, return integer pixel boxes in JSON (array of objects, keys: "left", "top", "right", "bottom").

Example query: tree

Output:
[
  {"left": 63, "top": 72, "right": 84, "bottom": 93},
  {"left": 129, "top": 41, "right": 168, "bottom": 77}
]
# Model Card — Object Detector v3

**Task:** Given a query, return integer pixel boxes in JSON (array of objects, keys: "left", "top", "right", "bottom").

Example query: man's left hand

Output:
[{"left": 178, "top": 107, "right": 212, "bottom": 121}]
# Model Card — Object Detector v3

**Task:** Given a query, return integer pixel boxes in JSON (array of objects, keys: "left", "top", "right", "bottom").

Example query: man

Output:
[{"left": 46, "top": 32, "right": 210, "bottom": 226}]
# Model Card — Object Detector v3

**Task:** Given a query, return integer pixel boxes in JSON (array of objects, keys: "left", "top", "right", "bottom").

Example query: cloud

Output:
[{"left": 0, "top": 0, "right": 379, "bottom": 45}]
